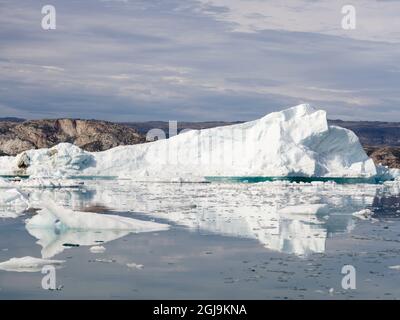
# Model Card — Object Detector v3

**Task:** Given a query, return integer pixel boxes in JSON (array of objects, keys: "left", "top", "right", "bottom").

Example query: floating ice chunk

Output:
[
  {"left": 92, "top": 258, "right": 116, "bottom": 263},
  {"left": 0, "top": 256, "right": 64, "bottom": 272},
  {"left": 26, "top": 202, "right": 169, "bottom": 232},
  {"left": 278, "top": 204, "right": 328, "bottom": 215},
  {"left": 352, "top": 209, "right": 374, "bottom": 220},
  {"left": 127, "top": 262, "right": 144, "bottom": 269},
  {"left": 24, "top": 202, "right": 168, "bottom": 258},
  {"left": 90, "top": 245, "right": 106, "bottom": 253},
  {"left": 26, "top": 227, "right": 130, "bottom": 258},
  {"left": 0, "top": 188, "right": 29, "bottom": 218}
]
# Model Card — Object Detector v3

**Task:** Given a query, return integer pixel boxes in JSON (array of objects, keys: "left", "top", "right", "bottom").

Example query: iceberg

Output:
[
  {"left": 26, "top": 202, "right": 169, "bottom": 232},
  {"left": 0, "top": 104, "right": 384, "bottom": 180},
  {"left": 25, "top": 202, "right": 169, "bottom": 258}
]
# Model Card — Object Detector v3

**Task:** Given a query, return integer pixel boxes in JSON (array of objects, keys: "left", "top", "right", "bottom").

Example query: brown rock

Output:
[
  {"left": 365, "top": 146, "right": 400, "bottom": 169},
  {"left": 0, "top": 119, "right": 145, "bottom": 156}
]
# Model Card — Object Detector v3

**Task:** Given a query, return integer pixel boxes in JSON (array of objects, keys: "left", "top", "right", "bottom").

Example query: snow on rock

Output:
[
  {"left": 0, "top": 256, "right": 64, "bottom": 272},
  {"left": 26, "top": 202, "right": 169, "bottom": 232},
  {"left": 0, "top": 104, "right": 380, "bottom": 180}
]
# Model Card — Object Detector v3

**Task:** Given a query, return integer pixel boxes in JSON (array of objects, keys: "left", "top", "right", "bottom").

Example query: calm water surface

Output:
[{"left": 1, "top": 180, "right": 400, "bottom": 299}]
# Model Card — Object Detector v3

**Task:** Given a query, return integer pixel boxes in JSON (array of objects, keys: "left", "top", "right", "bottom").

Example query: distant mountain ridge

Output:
[{"left": 0, "top": 117, "right": 25, "bottom": 123}]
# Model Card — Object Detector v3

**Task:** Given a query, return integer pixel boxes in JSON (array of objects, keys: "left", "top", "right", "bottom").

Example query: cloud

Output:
[
  {"left": 0, "top": 0, "right": 399, "bottom": 121},
  {"left": 196, "top": 0, "right": 400, "bottom": 43}
]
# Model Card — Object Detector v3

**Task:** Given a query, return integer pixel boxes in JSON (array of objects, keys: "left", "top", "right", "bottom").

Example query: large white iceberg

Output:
[{"left": 0, "top": 104, "right": 381, "bottom": 180}]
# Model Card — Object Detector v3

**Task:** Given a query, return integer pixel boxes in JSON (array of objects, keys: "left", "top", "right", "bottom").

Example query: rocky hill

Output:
[{"left": 0, "top": 119, "right": 145, "bottom": 156}]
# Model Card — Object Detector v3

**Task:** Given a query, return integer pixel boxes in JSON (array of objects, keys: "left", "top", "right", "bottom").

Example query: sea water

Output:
[{"left": 0, "top": 179, "right": 400, "bottom": 299}]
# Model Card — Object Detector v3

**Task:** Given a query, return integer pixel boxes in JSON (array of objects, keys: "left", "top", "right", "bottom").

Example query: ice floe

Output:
[
  {"left": 26, "top": 227, "right": 131, "bottom": 258},
  {"left": 25, "top": 202, "right": 169, "bottom": 258},
  {"left": 126, "top": 262, "right": 144, "bottom": 269},
  {"left": 352, "top": 209, "right": 375, "bottom": 221},
  {"left": 90, "top": 245, "right": 106, "bottom": 253},
  {"left": 0, "top": 188, "right": 29, "bottom": 218},
  {"left": 0, "top": 256, "right": 64, "bottom": 272},
  {"left": 16, "top": 178, "right": 84, "bottom": 189},
  {"left": 26, "top": 202, "right": 169, "bottom": 232}
]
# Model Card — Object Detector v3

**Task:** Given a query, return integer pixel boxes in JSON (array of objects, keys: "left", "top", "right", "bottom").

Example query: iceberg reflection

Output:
[
  {"left": 14, "top": 179, "right": 399, "bottom": 256},
  {"left": 26, "top": 226, "right": 130, "bottom": 258}
]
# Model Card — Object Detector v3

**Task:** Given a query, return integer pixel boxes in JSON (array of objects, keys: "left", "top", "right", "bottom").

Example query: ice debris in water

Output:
[
  {"left": 0, "top": 188, "right": 29, "bottom": 218},
  {"left": 0, "top": 256, "right": 65, "bottom": 272},
  {"left": 127, "top": 262, "right": 144, "bottom": 269},
  {"left": 90, "top": 245, "right": 106, "bottom": 253},
  {"left": 352, "top": 209, "right": 375, "bottom": 221},
  {"left": 278, "top": 204, "right": 328, "bottom": 215}
]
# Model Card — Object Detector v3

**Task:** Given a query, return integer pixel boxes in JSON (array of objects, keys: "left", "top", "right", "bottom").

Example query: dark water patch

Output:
[{"left": 372, "top": 196, "right": 400, "bottom": 217}]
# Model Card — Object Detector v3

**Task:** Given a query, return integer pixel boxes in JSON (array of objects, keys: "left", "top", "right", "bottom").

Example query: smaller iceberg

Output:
[
  {"left": 25, "top": 202, "right": 169, "bottom": 258},
  {"left": 26, "top": 202, "right": 169, "bottom": 232},
  {"left": 0, "top": 256, "right": 65, "bottom": 272}
]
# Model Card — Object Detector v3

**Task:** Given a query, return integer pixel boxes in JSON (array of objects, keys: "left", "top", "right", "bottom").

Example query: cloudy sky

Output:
[{"left": 0, "top": 0, "right": 399, "bottom": 121}]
